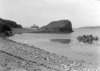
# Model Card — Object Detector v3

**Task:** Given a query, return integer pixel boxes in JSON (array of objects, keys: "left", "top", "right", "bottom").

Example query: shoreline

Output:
[
  {"left": 0, "top": 37, "right": 99, "bottom": 71},
  {"left": 12, "top": 28, "right": 73, "bottom": 34}
]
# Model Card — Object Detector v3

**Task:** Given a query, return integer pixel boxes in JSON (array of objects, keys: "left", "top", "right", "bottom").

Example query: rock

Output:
[
  {"left": 77, "top": 35, "right": 99, "bottom": 44},
  {"left": 0, "top": 18, "right": 22, "bottom": 28},
  {"left": 0, "top": 24, "right": 13, "bottom": 37},
  {"left": 94, "top": 36, "right": 99, "bottom": 40},
  {"left": 41, "top": 20, "right": 73, "bottom": 33},
  {"left": 0, "top": 24, "right": 11, "bottom": 32},
  {"left": 0, "top": 18, "right": 22, "bottom": 37},
  {"left": 17, "top": 24, "right": 22, "bottom": 28}
]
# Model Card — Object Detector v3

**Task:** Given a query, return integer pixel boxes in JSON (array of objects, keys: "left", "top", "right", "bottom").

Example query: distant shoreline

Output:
[
  {"left": 12, "top": 26, "right": 100, "bottom": 35},
  {"left": 78, "top": 26, "right": 100, "bottom": 29},
  {"left": 12, "top": 28, "right": 73, "bottom": 34}
]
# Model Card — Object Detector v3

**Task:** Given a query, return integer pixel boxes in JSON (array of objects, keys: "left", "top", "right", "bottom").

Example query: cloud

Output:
[{"left": 0, "top": 0, "right": 100, "bottom": 27}]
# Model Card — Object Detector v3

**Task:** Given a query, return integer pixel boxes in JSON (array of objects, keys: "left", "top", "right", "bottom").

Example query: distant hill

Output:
[{"left": 79, "top": 26, "right": 100, "bottom": 29}]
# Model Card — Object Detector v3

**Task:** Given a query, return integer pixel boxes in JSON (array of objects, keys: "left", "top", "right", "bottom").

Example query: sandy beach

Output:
[{"left": 0, "top": 37, "right": 99, "bottom": 71}]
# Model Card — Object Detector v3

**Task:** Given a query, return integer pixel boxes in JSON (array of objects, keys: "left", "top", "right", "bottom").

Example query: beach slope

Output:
[{"left": 0, "top": 37, "right": 99, "bottom": 71}]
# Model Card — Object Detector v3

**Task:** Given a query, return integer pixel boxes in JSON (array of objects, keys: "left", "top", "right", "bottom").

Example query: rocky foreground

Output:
[{"left": 0, "top": 37, "right": 100, "bottom": 71}]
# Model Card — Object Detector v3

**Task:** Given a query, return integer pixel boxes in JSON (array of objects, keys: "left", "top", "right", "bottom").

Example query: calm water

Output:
[{"left": 9, "top": 28, "right": 100, "bottom": 65}]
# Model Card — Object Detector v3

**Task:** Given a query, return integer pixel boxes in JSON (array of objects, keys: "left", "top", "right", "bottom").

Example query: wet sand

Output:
[{"left": 0, "top": 37, "right": 99, "bottom": 71}]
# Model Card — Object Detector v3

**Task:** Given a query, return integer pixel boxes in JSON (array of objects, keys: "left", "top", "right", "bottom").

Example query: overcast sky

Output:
[{"left": 0, "top": 0, "right": 100, "bottom": 28}]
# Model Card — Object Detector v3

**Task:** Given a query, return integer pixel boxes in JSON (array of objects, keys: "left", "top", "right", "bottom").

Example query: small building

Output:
[{"left": 31, "top": 24, "right": 39, "bottom": 29}]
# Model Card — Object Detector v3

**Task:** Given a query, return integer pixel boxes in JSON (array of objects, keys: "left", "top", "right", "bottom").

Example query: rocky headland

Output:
[
  {"left": 4, "top": 19, "right": 73, "bottom": 34},
  {"left": 0, "top": 18, "right": 22, "bottom": 28},
  {"left": 0, "top": 18, "right": 22, "bottom": 37},
  {"left": 38, "top": 20, "right": 73, "bottom": 33}
]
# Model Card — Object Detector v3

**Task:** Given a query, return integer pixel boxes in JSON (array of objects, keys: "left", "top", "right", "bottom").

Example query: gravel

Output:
[{"left": 0, "top": 37, "right": 99, "bottom": 71}]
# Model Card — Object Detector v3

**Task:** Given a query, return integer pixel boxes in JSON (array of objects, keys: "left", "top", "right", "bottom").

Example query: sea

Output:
[{"left": 9, "top": 28, "right": 100, "bottom": 65}]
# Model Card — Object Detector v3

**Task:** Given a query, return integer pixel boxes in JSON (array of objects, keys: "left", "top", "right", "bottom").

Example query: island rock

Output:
[
  {"left": 41, "top": 20, "right": 73, "bottom": 33},
  {"left": 77, "top": 35, "right": 99, "bottom": 44}
]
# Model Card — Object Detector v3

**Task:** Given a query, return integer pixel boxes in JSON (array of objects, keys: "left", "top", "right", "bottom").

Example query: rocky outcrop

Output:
[
  {"left": 0, "top": 24, "right": 12, "bottom": 37},
  {"left": 41, "top": 20, "right": 73, "bottom": 33},
  {"left": 0, "top": 18, "right": 22, "bottom": 37},
  {"left": 77, "top": 35, "right": 99, "bottom": 44},
  {"left": 0, "top": 18, "right": 22, "bottom": 28}
]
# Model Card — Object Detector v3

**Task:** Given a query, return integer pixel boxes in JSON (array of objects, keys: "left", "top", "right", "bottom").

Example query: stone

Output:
[{"left": 77, "top": 35, "right": 99, "bottom": 44}]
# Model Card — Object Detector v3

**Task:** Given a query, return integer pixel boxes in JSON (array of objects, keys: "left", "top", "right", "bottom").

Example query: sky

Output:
[{"left": 0, "top": 0, "right": 100, "bottom": 28}]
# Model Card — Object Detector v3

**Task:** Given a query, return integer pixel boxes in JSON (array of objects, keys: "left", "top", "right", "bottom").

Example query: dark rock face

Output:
[
  {"left": 0, "top": 18, "right": 22, "bottom": 28},
  {"left": 77, "top": 35, "right": 99, "bottom": 44},
  {"left": 17, "top": 24, "right": 22, "bottom": 28},
  {"left": 0, "top": 18, "right": 22, "bottom": 37},
  {"left": 0, "top": 23, "right": 12, "bottom": 37},
  {"left": 1, "top": 24, "right": 12, "bottom": 32},
  {"left": 41, "top": 20, "right": 73, "bottom": 33}
]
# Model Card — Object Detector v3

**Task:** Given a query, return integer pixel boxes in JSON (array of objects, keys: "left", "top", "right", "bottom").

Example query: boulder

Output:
[
  {"left": 77, "top": 35, "right": 99, "bottom": 44},
  {"left": 41, "top": 20, "right": 73, "bottom": 33}
]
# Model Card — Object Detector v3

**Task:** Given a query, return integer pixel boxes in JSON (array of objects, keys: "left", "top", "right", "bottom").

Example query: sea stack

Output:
[{"left": 41, "top": 20, "right": 73, "bottom": 33}]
